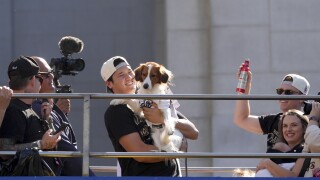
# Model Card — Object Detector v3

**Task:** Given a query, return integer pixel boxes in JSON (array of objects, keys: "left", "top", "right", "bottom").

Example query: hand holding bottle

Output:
[{"left": 236, "top": 59, "right": 252, "bottom": 94}]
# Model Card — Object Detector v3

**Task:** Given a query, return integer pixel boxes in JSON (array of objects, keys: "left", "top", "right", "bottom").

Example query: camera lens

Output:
[
  {"left": 67, "top": 58, "right": 85, "bottom": 71},
  {"left": 303, "top": 101, "right": 312, "bottom": 115}
]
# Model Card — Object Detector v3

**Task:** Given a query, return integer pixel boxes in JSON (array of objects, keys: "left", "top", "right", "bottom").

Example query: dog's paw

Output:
[{"left": 165, "top": 123, "right": 175, "bottom": 135}]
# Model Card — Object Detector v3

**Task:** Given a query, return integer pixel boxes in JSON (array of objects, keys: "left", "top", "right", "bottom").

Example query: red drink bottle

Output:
[{"left": 236, "top": 59, "right": 250, "bottom": 94}]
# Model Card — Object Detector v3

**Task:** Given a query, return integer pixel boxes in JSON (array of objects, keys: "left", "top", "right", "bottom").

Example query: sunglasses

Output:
[
  {"left": 276, "top": 88, "right": 300, "bottom": 95},
  {"left": 39, "top": 70, "right": 53, "bottom": 78},
  {"left": 35, "top": 75, "right": 43, "bottom": 84}
]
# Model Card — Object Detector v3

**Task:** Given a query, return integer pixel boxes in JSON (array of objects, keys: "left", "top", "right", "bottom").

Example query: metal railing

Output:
[{"left": 3, "top": 93, "right": 320, "bottom": 176}]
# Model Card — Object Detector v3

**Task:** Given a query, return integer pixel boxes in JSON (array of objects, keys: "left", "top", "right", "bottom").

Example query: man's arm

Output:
[
  {"left": 256, "top": 158, "right": 302, "bottom": 177},
  {"left": 233, "top": 70, "right": 263, "bottom": 134},
  {"left": 143, "top": 107, "right": 199, "bottom": 140},
  {"left": 0, "top": 86, "right": 13, "bottom": 127},
  {"left": 304, "top": 102, "right": 320, "bottom": 152},
  {"left": 119, "top": 132, "right": 167, "bottom": 163},
  {"left": 175, "top": 118, "right": 198, "bottom": 140},
  {"left": 0, "top": 130, "right": 61, "bottom": 151}
]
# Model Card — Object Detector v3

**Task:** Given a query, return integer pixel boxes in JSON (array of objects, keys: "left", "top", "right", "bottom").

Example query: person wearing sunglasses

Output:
[
  {"left": 30, "top": 56, "right": 94, "bottom": 176},
  {"left": 233, "top": 66, "right": 310, "bottom": 150},
  {"left": 0, "top": 56, "right": 61, "bottom": 174}
]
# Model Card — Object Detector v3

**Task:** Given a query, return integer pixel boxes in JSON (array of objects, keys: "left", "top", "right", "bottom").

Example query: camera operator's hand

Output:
[
  {"left": 236, "top": 65, "right": 252, "bottom": 94},
  {"left": 309, "top": 102, "right": 320, "bottom": 125},
  {"left": 56, "top": 98, "right": 71, "bottom": 114}
]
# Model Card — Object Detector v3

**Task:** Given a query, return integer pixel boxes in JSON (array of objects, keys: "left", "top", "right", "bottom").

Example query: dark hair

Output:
[
  {"left": 106, "top": 76, "right": 114, "bottom": 93},
  {"left": 9, "top": 75, "right": 33, "bottom": 90},
  {"left": 278, "top": 109, "right": 309, "bottom": 144}
]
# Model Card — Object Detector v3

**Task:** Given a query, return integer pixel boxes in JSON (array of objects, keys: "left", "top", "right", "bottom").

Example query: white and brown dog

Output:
[
  {"left": 134, "top": 62, "right": 183, "bottom": 152},
  {"left": 110, "top": 62, "right": 182, "bottom": 152}
]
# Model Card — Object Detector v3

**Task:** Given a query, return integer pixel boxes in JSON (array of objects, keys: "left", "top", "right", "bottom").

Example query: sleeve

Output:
[
  {"left": 258, "top": 114, "right": 279, "bottom": 135},
  {"left": 0, "top": 106, "right": 27, "bottom": 142},
  {"left": 304, "top": 125, "right": 320, "bottom": 153},
  {"left": 105, "top": 105, "right": 138, "bottom": 141},
  {"left": 259, "top": 115, "right": 272, "bottom": 135}
]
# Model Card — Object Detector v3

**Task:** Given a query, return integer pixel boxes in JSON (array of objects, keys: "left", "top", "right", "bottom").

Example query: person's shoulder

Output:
[
  {"left": 106, "top": 104, "right": 131, "bottom": 114},
  {"left": 6, "top": 99, "right": 26, "bottom": 112},
  {"left": 260, "top": 113, "right": 282, "bottom": 119}
]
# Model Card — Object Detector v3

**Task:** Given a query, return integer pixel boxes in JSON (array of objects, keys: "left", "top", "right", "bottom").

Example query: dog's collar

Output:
[{"left": 151, "top": 124, "right": 163, "bottom": 129}]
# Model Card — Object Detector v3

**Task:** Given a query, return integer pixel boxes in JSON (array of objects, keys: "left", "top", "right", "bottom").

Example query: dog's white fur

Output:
[{"left": 110, "top": 62, "right": 182, "bottom": 152}]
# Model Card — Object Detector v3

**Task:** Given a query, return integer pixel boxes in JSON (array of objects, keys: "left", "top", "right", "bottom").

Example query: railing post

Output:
[{"left": 82, "top": 95, "right": 90, "bottom": 176}]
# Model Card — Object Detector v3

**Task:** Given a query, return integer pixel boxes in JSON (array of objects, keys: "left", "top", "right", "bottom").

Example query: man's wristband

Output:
[
  {"left": 36, "top": 140, "right": 42, "bottom": 149},
  {"left": 309, "top": 116, "right": 319, "bottom": 123}
]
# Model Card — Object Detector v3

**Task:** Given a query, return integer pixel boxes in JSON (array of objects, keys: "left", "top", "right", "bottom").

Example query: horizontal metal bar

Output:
[
  {"left": 12, "top": 93, "right": 320, "bottom": 100},
  {"left": 2, "top": 151, "right": 318, "bottom": 159},
  {"left": 90, "top": 152, "right": 320, "bottom": 158},
  {"left": 89, "top": 166, "right": 255, "bottom": 173},
  {"left": 1, "top": 151, "right": 317, "bottom": 159},
  {"left": 0, "top": 151, "right": 82, "bottom": 157}
]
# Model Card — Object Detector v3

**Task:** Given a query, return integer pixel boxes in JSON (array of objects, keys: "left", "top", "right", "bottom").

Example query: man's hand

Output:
[
  {"left": 0, "top": 86, "right": 13, "bottom": 111},
  {"left": 142, "top": 102, "right": 164, "bottom": 124},
  {"left": 236, "top": 65, "right": 252, "bottom": 94},
  {"left": 56, "top": 99, "right": 71, "bottom": 114},
  {"left": 40, "top": 129, "right": 61, "bottom": 150},
  {"left": 179, "top": 137, "right": 188, "bottom": 152},
  {"left": 309, "top": 102, "right": 320, "bottom": 121}
]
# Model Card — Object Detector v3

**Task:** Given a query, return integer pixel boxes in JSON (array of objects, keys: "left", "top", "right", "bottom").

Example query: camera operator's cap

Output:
[
  {"left": 282, "top": 74, "right": 310, "bottom": 95},
  {"left": 8, "top": 56, "right": 43, "bottom": 79},
  {"left": 100, "top": 56, "right": 130, "bottom": 82}
]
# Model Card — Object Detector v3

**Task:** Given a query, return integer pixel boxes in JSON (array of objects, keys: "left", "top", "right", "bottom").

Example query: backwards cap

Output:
[
  {"left": 100, "top": 56, "right": 130, "bottom": 82},
  {"left": 8, "top": 56, "right": 41, "bottom": 79},
  {"left": 281, "top": 74, "right": 310, "bottom": 95}
]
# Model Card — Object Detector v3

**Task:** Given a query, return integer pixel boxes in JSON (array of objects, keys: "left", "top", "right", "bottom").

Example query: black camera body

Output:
[
  {"left": 303, "top": 92, "right": 320, "bottom": 115},
  {"left": 50, "top": 57, "right": 85, "bottom": 77}
]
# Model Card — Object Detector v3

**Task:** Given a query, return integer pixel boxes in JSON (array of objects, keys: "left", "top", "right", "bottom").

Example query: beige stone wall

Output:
[{"left": 164, "top": 0, "right": 320, "bottom": 177}]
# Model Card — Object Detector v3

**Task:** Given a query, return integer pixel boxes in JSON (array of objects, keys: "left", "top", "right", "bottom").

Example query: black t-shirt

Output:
[
  {"left": 0, "top": 99, "right": 45, "bottom": 143},
  {"left": 268, "top": 143, "right": 304, "bottom": 164},
  {"left": 259, "top": 113, "right": 283, "bottom": 150},
  {"left": 104, "top": 104, "right": 179, "bottom": 176},
  {"left": 0, "top": 99, "right": 62, "bottom": 175}
]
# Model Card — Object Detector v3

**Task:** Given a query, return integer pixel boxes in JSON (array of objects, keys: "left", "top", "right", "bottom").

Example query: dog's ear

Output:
[
  {"left": 160, "top": 66, "right": 169, "bottom": 83},
  {"left": 159, "top": 65, "right": 173, "bottom": 84},
  {"left": 134, "top": 64, "right": 144, "bottom": 82}
]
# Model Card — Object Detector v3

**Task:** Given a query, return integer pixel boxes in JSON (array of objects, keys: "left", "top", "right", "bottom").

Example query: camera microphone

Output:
[{"left": 58, "top": 36, "right": 84, "bottom": 57}]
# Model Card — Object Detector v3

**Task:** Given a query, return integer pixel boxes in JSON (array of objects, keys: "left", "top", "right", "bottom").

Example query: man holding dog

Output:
[{"left": 100, "top": 56, "right": 198, "bottom": 176}]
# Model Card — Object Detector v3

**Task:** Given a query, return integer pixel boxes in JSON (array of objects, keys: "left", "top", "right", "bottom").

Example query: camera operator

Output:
[{"left": 31, "top": 56, "right": 94, "bottom": 176}]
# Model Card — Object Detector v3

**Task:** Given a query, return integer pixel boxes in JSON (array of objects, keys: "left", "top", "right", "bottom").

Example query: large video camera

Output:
[
  {"left": 303, "top": 92, "right": 320, "bottom": 115},
  {"left": 50, "top": 36, "right": 85, "bottom": 93}
]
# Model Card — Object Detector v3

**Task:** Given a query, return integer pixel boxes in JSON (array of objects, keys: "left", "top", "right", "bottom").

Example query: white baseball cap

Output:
[
  {"left": 100, "top": 56, "right": 130, "bottom": 82},
  {"left": 281, "top": 74, "right": 310, "bottom": 95}
]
